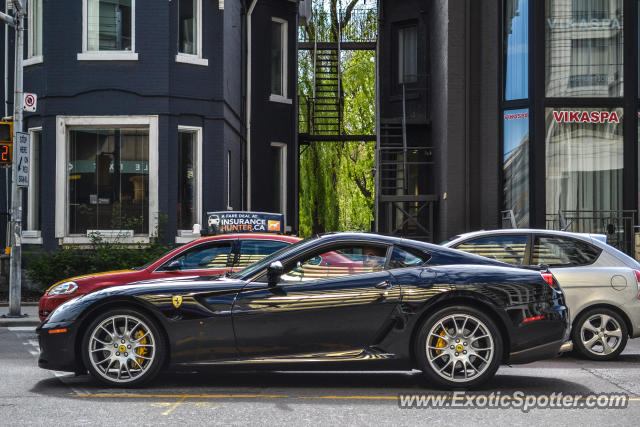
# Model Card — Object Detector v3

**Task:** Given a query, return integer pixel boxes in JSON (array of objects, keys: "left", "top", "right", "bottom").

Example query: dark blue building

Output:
[{"left": 1, "top": 0, "right": 304, "bottom": 251}]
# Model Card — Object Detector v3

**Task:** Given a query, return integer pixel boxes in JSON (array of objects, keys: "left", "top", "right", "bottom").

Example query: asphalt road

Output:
[{"left": 2, "top": 326, "right": 640, "bottom": 426}]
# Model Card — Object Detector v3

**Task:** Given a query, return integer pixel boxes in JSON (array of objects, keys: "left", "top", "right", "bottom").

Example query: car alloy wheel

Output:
[
  {"left": 574, "top": 308, "right": 628, "bottom": 360},
  {"left": 82, "top": 309, "right": 165, "bottom": 386},
  {"left": 415, "top": 306, "right": 502, "bottom": 389}
]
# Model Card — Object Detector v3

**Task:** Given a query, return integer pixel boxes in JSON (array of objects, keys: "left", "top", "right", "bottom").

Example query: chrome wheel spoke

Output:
[
  {"left": 608, "top": 328, "right": 622, "bottom": 339},
  {"left": 601, "top": 337, "right": 614, "bottom": 355},
  {"left": 88, "top": 314, "right": 155, "bottom": 383},
  {"left": 426, "top": 313, "right": 494, "bottom": 383}
]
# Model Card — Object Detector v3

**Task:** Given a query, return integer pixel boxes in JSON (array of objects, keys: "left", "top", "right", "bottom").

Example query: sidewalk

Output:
[{"left": 0, "top": 303, "right": 41, "bottom": 327}]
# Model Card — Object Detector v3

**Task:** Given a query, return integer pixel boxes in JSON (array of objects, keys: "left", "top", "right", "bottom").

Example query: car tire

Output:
[
  {"left": 81, "top": 308, "right": 166, "bottom": 387},
  {"left": 414, "top": 305, "right": 503, "bottom": 389},
  {"left": 572, "top": 308, "right": 628, "bottom": 361}
]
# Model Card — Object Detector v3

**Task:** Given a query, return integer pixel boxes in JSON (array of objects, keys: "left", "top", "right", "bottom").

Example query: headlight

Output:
[{"left": 47, "top": 281, "right": 78, "bottom": 295}]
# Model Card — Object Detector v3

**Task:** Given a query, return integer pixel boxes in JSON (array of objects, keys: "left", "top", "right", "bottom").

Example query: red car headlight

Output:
[{"left": 47, "top": 281, "right": 78, "bottom": 295}]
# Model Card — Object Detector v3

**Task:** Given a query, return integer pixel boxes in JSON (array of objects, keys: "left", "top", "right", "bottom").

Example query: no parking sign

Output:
[{"left": 23, "top": 92, "right": 37, "bottom": 112}]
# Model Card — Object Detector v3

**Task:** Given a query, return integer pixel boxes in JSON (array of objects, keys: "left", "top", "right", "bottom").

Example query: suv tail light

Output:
[
  {"left": 634, "top": 270, "right": 640, "bottom": 299},
  {"left": 541, "top": 272, "right": 558, "bottom": 290}
]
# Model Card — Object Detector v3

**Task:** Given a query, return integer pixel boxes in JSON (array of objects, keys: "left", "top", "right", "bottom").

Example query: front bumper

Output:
[{"left": 36, "top": 321, "right": 81, "bottom": 372}]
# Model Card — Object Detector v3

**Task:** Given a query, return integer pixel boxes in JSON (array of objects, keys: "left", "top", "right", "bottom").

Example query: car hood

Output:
[
  {"left": 46, "top": 269, "right": 138, "bottom": 292},
  {"left": 45, "top": 276, "right": 248, "bottom": 324}
]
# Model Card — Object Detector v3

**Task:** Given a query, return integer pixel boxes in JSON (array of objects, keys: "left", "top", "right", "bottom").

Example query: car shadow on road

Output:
[{"left": 30, "top": 369, "right": 596, "bottom": 401}]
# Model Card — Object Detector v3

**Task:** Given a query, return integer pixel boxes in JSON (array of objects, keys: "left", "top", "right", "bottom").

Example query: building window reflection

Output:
[
  {"left": 503, "top": 109, "right": 529, "bottom": 227},
  {"left": 545, "top": 107, "right": 623, "bottom": 216},
  {"left": 503, "top": 0, "right": 529, "bottom": 100},
  {"left": 545, "top": 0, "right": 623, "bottom": 98}
]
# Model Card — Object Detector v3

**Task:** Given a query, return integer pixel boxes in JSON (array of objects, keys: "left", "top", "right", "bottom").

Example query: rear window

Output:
[
  {"left": 453, "top": 234, "right": 528, "bottom": 265},
  {"left": 531, "top": 236, "right": 601, "bottom": 267},
  {"left": 388, "top": 246, "right": 431, "bottom": 269},
  {"left": 234, "top": 239, "right": 291, "bottom": 268}
]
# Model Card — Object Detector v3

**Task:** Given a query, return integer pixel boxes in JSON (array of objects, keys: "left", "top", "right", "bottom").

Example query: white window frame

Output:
[
  {"left": 175, "top": 125, "right": 203, "bottom": 243},
  {"left": 175, "top": 0, "right": 208, "bottom": 66},
  {"left": 22, "top": 127, "right": 42, "bottom": 244},
  {"left": 270, "top": 142, "right": 287, "bottom": 223},
  {"left": 55, "top": 115, "right": 158, "bottom": 244},
  {"left": 78, "top": 0, "right": 139, "bottom": 61},
  {"left": 269, "top": 17, "right": 291, "bottom": 104},
  {"left": 24, "top": 0, "right": 43, "bottom": 66}
]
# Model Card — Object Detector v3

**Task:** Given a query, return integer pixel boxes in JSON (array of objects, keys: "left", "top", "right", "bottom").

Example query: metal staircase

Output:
[{"left": 312, "top": 50, "right": 342, "bottom": 135}]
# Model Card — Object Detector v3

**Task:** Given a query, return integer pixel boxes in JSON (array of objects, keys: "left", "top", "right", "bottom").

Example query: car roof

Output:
[{"left": 446, "top": 229, "right": 600, "bottom": 245}]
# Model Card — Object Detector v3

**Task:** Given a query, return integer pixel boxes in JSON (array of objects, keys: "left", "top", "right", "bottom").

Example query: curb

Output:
[
  {"left": 0, "top": 319, "right": 40, "bottom": 327},
  {"left": 0, "top": 302, "right": 40, "bottom": 307}
]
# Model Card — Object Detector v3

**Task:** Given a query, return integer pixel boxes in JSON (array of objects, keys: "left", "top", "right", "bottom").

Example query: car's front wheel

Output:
[
  {"left": 415, "top": 306, "right": 503, "bottom": 389},
  {"left": 81, "top": 309, "right": 166, "bottom": 387},
  {"left": 572, "top": 308, "right": 628, "bottom": 361}
]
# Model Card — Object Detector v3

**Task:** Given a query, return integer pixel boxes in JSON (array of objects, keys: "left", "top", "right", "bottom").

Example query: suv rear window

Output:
[{"left": 531, "top": 236, "right": 601, "bottom": 267}]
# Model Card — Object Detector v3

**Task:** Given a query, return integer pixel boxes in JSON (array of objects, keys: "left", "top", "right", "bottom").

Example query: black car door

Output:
[{"left": 232, "top": 243, "right": 402, "bottom": 357}]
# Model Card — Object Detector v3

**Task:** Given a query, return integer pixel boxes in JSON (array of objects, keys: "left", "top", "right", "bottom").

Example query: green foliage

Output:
[
  {"left": 25, "top": 214, "right": 172, "bottom": 290},
  {"left": 298, "top": 0, "right": 377, "bottom": 237}
]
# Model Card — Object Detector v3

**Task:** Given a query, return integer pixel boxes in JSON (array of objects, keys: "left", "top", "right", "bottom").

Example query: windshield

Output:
[
  {"left": 131, "top": 247, "right": 180, "bottom": 270},
  {"left": 229, "top": 236, "right": 318, "bottom": 280}
]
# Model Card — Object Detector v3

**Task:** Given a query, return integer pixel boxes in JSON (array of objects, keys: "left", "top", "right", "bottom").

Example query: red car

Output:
[{"left": 39, "top": 233, "right": 300, "bottom": 320}]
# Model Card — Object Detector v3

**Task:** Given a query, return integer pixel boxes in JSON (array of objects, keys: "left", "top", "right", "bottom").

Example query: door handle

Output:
[{"left": 375, "top": 280, "right": 392, "bottom": 290}]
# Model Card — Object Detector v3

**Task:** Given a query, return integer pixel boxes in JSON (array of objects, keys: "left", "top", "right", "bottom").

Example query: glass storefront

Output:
[
  {"left": 545, "top": 0, "right": 624, "bottom": 98},
  {"left": 68, "top": 128, "right": 149, "bottom": 235},
  {"left": 503, "top": 0, "right": 529, "bottom": 100},
  {"left": 545, "top": 107, "right": 623, "bottom": 215},
  {"left": 503, "top": 109, "right": 529, "bottom": 227}
]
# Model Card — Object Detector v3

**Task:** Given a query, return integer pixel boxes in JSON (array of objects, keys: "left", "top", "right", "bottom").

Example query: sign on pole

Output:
[
  {"left": 23, "top": 92, "right": 37, "bottom": 112},
  {"left": 15, "top": 132, "right": 29, "bottom": 187}
]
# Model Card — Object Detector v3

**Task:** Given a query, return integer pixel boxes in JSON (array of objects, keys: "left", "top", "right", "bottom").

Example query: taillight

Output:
[
  {"left": 541, "top": 272, "right": 557, "bottom": 290},
  {"left": 634, "top": 270, "right": 640, "bottom": 298}
]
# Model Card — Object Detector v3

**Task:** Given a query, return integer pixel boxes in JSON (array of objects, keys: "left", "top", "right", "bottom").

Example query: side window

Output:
[
  {"left": 388, "top": 246, "right": 430, "bottom": 269},
  {"left": 531, "top": 236, "right": 602, "bottom": 267},
  {"left": 163, "top": 242, "right": 233, "bottom": 270},
  {"left": 454, "top": 235, "right": 528, "bottom": 265},
  {"left": 234, "top": 239, "right": 291, "bottom": 268},
  {"left": 279, "top": 245, "right": 388, "bottom": 283}
]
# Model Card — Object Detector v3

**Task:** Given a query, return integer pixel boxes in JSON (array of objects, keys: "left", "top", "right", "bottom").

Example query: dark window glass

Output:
[
  {"left": 545, "top": 0, "right": 623, "bottom": 97},
  {"left": 234, "top": 239, "right": 291, "bottom": 268},
  {"left": 397, "top": 25, "right": 418, "bottom": 84},
  {"left": 177, "top": 131, "right": 196, "bottom": 230},
  {"left": 388, "top": 246, "right": 430, "bottom": 269},
  {"left": 279, "top": 245, "right": 387, "bottom": 283},
  {"left": 503, "top": 109, "right": 529, "bottom": 227},
  {"left": 503, "top": 0, "right": 529, "bottom": 100},
  {"left": 271, "top": 21, "right": 284, "bottom": 96},
  {"left": 164, "top": 242, "right": 233, "bottom": 270},
  {"left": 68, "top": 129, "right": 149, "bottom": 234},
  {"left": 454, "top": 234, "right": 528, "bottom": 265},
  {"left": 545, "top": 108, "right": 623, "bottom": 217},
  {"left": 88, "top": 0, "right": 132, "bottom": 51},
  {"left": 178, "top": 0, "right": 197, "bottom": 54},
  {"left": 28, "top": 131, "right": 41, "bottom": 230},
  {"left": 531, "top": 236, "right": 601, "bottom": 266}
]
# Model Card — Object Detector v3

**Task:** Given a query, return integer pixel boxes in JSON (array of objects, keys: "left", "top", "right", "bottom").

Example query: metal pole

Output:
[{"left": 8, "top": 0, "right": 25, "bottom": 317}]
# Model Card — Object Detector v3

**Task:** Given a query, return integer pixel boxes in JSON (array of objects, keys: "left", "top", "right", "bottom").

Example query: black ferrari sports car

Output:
[{"left": 37, "top": 232, "right": 569, "bottom": 389}]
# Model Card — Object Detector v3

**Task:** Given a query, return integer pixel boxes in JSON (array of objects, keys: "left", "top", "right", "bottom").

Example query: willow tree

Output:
[{"left": 298, "top": 0, "right": 377, "bottom": 237}]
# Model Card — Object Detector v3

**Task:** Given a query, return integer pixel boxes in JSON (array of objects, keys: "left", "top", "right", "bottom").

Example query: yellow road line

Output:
[
  {"left": 71, "top": 393, "right": 640, "bottom": 402},
  {"left": 162, "top": 396, "right": 186, "bottom": 416}
]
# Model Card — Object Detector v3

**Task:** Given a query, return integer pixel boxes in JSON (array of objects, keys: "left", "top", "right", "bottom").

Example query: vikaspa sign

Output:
[{"left": 553, "top": 111, "right": 620, "bottom": 124}]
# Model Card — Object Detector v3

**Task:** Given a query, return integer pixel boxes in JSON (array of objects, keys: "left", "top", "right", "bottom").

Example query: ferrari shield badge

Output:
[{"left": 172, "top": 295, "right": 183, "bottom": 308}]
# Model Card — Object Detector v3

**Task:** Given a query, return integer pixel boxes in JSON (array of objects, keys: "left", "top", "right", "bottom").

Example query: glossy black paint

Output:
[{"left": 37, "top": 233, "right": 569, "bottom": 373}]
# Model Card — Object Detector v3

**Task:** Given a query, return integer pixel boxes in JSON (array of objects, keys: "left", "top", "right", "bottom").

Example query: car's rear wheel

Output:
[
  {"left": 81, "top": 309, "right": 166, "bottom": 387},
  {"left": 572, "top": 308, "right": 628, "bottom": 361},
  {"left": 415, "top": 306, "right": 503, "bottom": 389}
]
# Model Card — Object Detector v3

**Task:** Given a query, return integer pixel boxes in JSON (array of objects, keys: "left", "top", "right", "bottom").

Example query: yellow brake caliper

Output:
[
  {"left": 435, "top": 331, "right": 447, "bottom": 355},
  {"left": 135, "top": 330, "right": 148, "bottom": 367}
]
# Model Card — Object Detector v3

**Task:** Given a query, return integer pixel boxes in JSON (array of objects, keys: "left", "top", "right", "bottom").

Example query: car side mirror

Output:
[
  {"left": 267, "top": 261, "right": 284, "bottom": 285},
  {"left": 164, "top": 260, "right": 181, "bottom": 271}
]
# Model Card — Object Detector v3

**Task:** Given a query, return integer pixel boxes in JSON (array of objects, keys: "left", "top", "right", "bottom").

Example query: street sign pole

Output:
[{"left": 8, "top": 0, "right": 25, "bottom": 317}]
